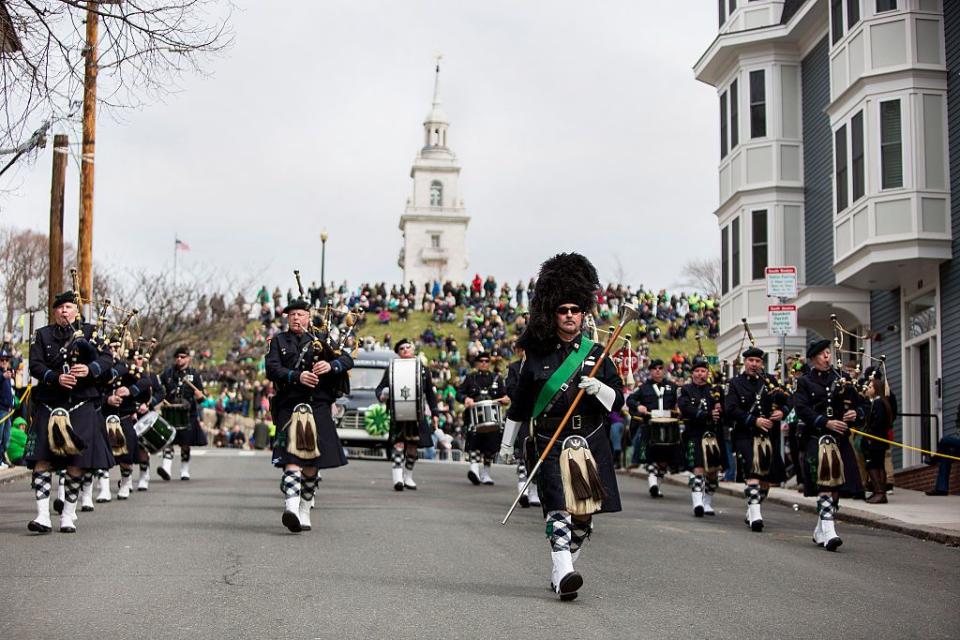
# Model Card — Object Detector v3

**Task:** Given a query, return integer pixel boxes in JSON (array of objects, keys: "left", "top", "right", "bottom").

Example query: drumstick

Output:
[{"left": 183, "top": 377, "right": 206, "bottom": 399}]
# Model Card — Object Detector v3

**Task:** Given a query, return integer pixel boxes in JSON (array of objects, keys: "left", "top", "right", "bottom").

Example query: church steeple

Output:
[{"left": 423, "top": 55, "right": 450, "bottom": 150}]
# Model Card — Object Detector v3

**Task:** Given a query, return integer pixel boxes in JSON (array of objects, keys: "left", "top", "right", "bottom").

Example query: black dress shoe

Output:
[
  {"left": 282, "top": 511, "right": 302, "bottom": 533},
  {"left": 925, "top": 489, "right": 949, "bottom": 496},
  {"left": 53, "top": 498, "right": 64, "bottom": 514},
  {"left": 519, "top": 494, "right": 530, "bottom": 508},
  {"left": 394, "top": 482, "right": 404, "bottom": 491},
  {"left": 557, "top": 571, "right": 583, "bottom": 601},
  {"left": 156, "top": 466, "right": 170, "bottom": 481},
  {"left": 694, "top": 506, "right": 704, "bottom": 518},
  {"left": 27, "top": 521, "right": 52, "bottom": 534},
  {"left": 468, "top": 470, "right": 481, "bottom": 485},
  {"left": 649, "top": 486, "right": 663, "bottom": 498},
  {"left": 80, "top": 505, "right": 94, "bottom": 512}
]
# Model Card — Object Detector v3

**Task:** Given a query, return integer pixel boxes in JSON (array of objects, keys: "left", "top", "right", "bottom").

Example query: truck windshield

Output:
[{"left": 350, "top": 367, "right": 385, "bottom": 390}]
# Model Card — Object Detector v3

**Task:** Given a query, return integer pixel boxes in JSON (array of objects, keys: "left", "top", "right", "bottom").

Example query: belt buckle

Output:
[{"left": 572, "top": 415, "right": 582, "bottom": 430}]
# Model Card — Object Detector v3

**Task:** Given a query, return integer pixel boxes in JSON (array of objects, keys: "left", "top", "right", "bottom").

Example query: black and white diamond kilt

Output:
[
  {"left": 532, "top": 417, "right": 621, "bottom": 516},
  {"left": 816, "top": 495, "right": 836, "bottom": 520},
  {"left": 301, "top": 474, "right": 320, "bottom": 502},
  {"left": 464, "top": 429, "right": 500, "bottom": 460},
  {"left": 32, "top": 471, "right": 52, "bottom": 500},
  {"left": 281, "top": 470, "right": 302, "bottom": 498},
  {"left": 733, "top": 429, "right": 787, "bottom": 484},
  {"left": 545, "top": 510, "right": 572, "bottom": 552},
  {"left": 801, "top": 432, "right": 864, "bottom": 498},
  {"left": 682, "top": 425, "right": 730, "bottom": 473},
  {"left": 173, "top": 414, "right": 208, "bottom": 447},
  {"left": 271, "top": 400, "right": 348, "bottom": 469},
  {"left": 64, "top": 474, "right": 83, "bottom": 503},
  {"left": 23, "top": 402, "right": 116, "bottom": 471},
  {"left": 390, "top": 419, "right": 433, "bottom": 448},
  {"left": 110, "top": 414, "right": 141, "bottom": 465}
]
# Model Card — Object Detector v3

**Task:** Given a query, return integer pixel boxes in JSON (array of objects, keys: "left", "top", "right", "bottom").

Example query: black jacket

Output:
[
  {"left": 793, "top": 367, "right": 866, "bottom": 436},
  {"left": 30, "top": 322, "right": 114, "bottom": 404},
  {"left": 626, "top": 379, "right": 678, "bottom": 423},
  {"left": 265, "top": 330, "right": 353, "bottom": 409}
]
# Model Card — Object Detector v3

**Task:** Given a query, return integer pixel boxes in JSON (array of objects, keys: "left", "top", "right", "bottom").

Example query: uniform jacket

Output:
[
  {"left": 29, "top": 322, "right": 114, "bottom": 405},
  {"left": 265, "top": 330, "right": 353, "bottom": 409}
]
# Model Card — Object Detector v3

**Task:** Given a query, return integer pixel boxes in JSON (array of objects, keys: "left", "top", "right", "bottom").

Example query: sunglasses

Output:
[{"left": 556, "top": 305, "right": 582, "bottom": 315}]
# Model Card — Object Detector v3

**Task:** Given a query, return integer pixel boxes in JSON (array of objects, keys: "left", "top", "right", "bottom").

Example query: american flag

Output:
[{"left": 175, "top": 238, "right": 190, "bottom": 251}]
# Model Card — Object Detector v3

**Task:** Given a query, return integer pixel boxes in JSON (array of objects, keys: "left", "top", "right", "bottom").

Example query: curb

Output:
[
  {"left": 0, "top": 467, "right": 30, "bottom": 487},
  {"left": 623, "top": 468, "right": 960, "bottom": 547}
]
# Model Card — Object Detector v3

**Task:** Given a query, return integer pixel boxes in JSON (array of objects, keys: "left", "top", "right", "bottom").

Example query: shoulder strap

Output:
[{"left": 531, "top": 337, "right": 594, "bottom": 420}]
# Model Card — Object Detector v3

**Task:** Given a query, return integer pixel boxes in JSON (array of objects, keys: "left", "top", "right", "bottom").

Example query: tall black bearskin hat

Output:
[{"left": 517, "top": 252, "right": 599, "bottom": 354}]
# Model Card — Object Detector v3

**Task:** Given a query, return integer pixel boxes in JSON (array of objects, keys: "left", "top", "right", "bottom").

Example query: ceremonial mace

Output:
[{"left": 501, "top": 303, "right": 639, "bottom": 525}]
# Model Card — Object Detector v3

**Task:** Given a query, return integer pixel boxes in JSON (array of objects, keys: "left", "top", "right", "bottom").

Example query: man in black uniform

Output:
[
  {"left": 678, "top": 358, "right": 727, "bottom": 517},
  {"left": 266, "top": 299, "right": 351, "bottom": 533},
  {"left": 499, "top": 253, "right": 624, "bottom": 602},
  {"left": 376, "top": 338, "right": 439, "bottom": 491},
  {"left": 505, "top": 344, "right": 540, "bottom": 508},
  {"left": 104, "top": 347, "right": 164, "bottom": 499},
  {"left": 458, "top": 352, "right": 509, "bottom": 486},
  {"left": 158, "top": 346, "right": 207, "bottom": 481},
  {"left": 626, "top": 359, "right": 682, "bottom": 498},
  {"left": 24, "top": 290, "right": 115, "bottom": 533},
  {"left": 724, "top": 346, "right": 786, "bottom": 532},
  {"left": 793, "top": 339, "right": 865, "bottom": 551}
]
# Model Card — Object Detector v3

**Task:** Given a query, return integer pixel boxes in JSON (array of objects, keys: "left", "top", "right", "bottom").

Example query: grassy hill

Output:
[{"left": 355, "top": 309, "right": 715, "bottom": 364}]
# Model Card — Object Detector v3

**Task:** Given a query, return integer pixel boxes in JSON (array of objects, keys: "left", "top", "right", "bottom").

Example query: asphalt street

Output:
[{"left": 1, "top": 451, "right": 957, "bottom": 640}]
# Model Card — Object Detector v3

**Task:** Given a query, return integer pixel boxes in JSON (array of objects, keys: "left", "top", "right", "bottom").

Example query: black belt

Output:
[{"left": 533, "top": 414, "right": 604, "bottom": 432}]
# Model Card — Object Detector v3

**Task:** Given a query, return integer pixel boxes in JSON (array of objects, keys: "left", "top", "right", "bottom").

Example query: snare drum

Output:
[
  {"left": 467, "top": 399, "right": 503, "bottom": 434},
  {"left": 649, "top": 418, "right": 681, "bottom": 446},
  {"left": 134, "top": 411, "right": 176, "bottom": 453},
  {"left": 161, "top": 403, "right": 191, "bottom": 430},
  {"left": 389, "top": 358, "right": 423, "bottom": 423}
]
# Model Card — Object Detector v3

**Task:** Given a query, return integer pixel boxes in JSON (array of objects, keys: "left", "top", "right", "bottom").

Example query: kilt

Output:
[
  {"left": 465, "top": 428, "right": 501, "bottom": 457},
  {"left": 682, "top": 425, "right": 729, "bottom": 473},
  {"left": 733, "top": 427, "right": 786, "bottom": 484},
  {"left": 802, "top": 432, "right": 864, "bottom": 497},
  {"left": 391, "top": 419, "right": 432, "bottom": 448},
  {"left": 111, "top": 413, "right": 141, "bottom": 465},
  {"left": 636, "top": 422, "right": 684, "bottom": 469},
  {"left": 532, "top": 415, "right": 621, "bottom": 516},
  {"left": 272, "top": 401, "right": 347, "bottom": 469},
  {"left": 173, "top": 414, "right": 208, "bottom": 447},
  {"left": 24, "top": 401, "right": 116, "bottom": 471}
]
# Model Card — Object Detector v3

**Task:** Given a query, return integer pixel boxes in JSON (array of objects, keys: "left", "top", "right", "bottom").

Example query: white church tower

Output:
[{"left": 398, "top": 59, "right": 470, "bottom": 288}]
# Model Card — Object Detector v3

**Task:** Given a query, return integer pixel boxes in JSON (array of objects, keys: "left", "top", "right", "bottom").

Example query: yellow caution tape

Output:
[
  {"left": 0, "top": 385, "right": 32, "bottom": 424},
  {"left": 850, "top": 427, "right": 960, "bottom": 462}
]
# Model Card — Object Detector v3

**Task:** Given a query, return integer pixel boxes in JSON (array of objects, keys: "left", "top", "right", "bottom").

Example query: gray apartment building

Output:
[{"left": 694, "top": 0, "right": 958, "bottom": 470}]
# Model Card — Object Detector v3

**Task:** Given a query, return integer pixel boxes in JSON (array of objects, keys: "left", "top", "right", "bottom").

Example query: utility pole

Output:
[
  {"left": 77, "top": 3, "right": 100, "bottom": 305},
  {"left": 48, "top": 134, "right": 68, "bottom": 316}
]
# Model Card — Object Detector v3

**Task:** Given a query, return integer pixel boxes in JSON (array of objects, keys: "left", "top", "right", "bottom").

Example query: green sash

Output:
[{"left": 531, "top": 336, "right": 594, "bottom": 420}]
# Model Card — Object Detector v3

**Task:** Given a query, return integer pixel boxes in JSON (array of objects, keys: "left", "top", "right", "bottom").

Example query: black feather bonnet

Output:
[{"left": 517, "top": 252, "right": 599, "bottom": 354}]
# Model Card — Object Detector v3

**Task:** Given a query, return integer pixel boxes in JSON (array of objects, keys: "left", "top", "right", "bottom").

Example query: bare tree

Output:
[
  {"left": 676, "top": 256, "right": 722, "bottom": 299},
  {"left": 0, "top": 0, "right": 231, "bottom": 161}
]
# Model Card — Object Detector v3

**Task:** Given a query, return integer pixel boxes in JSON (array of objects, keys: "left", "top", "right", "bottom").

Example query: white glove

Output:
[
  {"left": 378, "top": 389, "right": 389, "bottom": 402},
  {"left": 579, "top": 376, "right": 616, "bottom": 411},
  {"left": 578, "top": 376, "right": 602, "bottom": 395},
  {"left": 500, "top": 418, "right": 521, "bottom": 461},
  {"left": 499, "top": 442, "right": 514, "bottom": 462}
]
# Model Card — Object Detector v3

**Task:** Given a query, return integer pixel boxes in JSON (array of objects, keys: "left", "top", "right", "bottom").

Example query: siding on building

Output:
[
  {"left": 801, "top": 36, "right": 834, "bottom": 287},
  {"left": 939, "top": 0, "right": 960, "bottom": 438},
  {"left": 871, "top": 289, "right": 903, "bottom": 468}
]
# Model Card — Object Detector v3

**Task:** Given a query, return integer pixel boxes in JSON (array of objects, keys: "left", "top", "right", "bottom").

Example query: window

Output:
[
  {"left": 851, "top": 111, "right": 864, "bottom": 201},
  {"left": 720, "top": 91, "right": 728, "bottom": 159},
  {"left": 719, "top": 0, "right": 726, "bottom": 27},
  {"left": 752, "top": 210, "right": 768, "bottom": 280},
  {"left": 876, "top": 0, "right": 896, "bottom": 12},
  {"left": 728, "top": 0, "right": 737, "bottom": 13},
  {"left": 730, "top": 78, "right": 739, "bottom": 149},
  {"left": 749, "top": 70, "right": 766, "bottom": 138},
  {"left": 430, "top": 180, "right": 443, "bottom": 206},
  {"left": 835, "top": 124, "right": 848, "bottom": 212},
  {"left": 721, "top": 226, "right": 730, "bottom": 295},
  {"left": 847, "top": 0, "right": 860, "bottom": 28},
  {"left": 731, "top": 217, "right": 741, "bottom": 289},
  {"left": 430, "top": 234, "right": 441, "bottom": 249},
  {"left": 880, "top": 100, "right": 903, "bottom": 189},
  {"left": 831, "top": 0, "right": 844, "bottom": 43}
]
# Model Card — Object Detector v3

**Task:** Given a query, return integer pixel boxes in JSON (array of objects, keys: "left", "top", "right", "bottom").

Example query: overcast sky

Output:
[{"left": 3, "top": 1, "right": 720, "bottom": 293}]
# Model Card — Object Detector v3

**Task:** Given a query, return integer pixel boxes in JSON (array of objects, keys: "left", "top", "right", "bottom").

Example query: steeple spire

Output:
[
  {"left": 431, "top": 54, "right": 443, "bottom": 110},
  {"left": 424, "top": 54, "right": 449, "bottom": 148}
]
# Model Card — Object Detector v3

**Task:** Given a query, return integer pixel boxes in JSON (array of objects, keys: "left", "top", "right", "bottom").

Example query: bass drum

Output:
[{"left": 389, "top": 358, "right": 423, "bottom": 423}]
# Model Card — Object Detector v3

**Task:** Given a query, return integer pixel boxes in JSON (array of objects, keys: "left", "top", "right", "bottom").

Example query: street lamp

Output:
[{"left": 320, "top": 230, "right": 329, "bottom": 307}]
